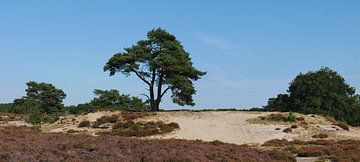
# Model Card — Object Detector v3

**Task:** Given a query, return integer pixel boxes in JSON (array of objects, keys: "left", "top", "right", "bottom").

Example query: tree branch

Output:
[
  {"left": 160, "top": 87, "right": 170, "bottom": 99},
  {"left": 131, "top": 69, "right": 151, "bottom": 86},
  {"left": 140, "top": 93, "right": 150, "bottom": 100}
]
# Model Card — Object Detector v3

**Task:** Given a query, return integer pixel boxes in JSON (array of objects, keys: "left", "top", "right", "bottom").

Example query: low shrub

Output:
[
  {"left": 66, "top": 129, "right": 79, "bottom": 134},
  {"left": 96, "top": 115, "right": 120, "bottom": 124},
  {"left": 121, "top": 112, "right": 155, "bottom": 121},
  {"left": 27, "top": 109, "right": 42, "bottom": 125},
  {"left": 210, "top": 140, "right": 225, "bottom": 145},
  {"left": 100, "top": 121, "right": 179, "bottom": 137},
  {"left": 312, "top": 133, "right": 328, "bottom": 139},
  {"left": 78, "top": 120, "right": 91, "bottom": 128},
  {"left": 290, "top": 125, "right": 298, "bottom": 129},
  {"left": 262, "top": 139, "right": 289, "bottom": 147},
  {"left": 296, "top": 116, "right": 305, "bottom": 121},
  {"left": 287, "top": 112, "right": 296, "bottom": 122},
  {"left": 159, "top": 122, "right": 180, "bottom": 133},
  {"left": 294, "top": 146, "right": 329, "bottom": 157},
  {"left": 334, "top": 122, "right": 349, "bottom": 131},
  {"left": 283, "top": 128, "right": 292, "bottom": 133},
  {"left": 259, "top": 113, "right": 288, "bottom": 122}
]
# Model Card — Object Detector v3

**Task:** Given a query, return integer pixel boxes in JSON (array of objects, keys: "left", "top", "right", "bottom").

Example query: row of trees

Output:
[
  {"left": 265, "top": 67, "right": 360, "bottom": 126},
  {"left": 0, "top": 81, "right": 148, "bottom": 122}
]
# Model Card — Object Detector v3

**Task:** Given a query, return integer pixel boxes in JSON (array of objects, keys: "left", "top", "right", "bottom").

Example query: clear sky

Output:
[{"left": 0, "top": 1, "right": 359, "bottom": 109}]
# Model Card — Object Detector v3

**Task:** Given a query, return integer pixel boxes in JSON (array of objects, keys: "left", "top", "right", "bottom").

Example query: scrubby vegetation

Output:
[
  {"left": 100, "top": 121, "right": 180, "bottom": 137},
  {"left": 0, "top": 81, "right": 148, "bottom": 126},
  {"left": 78, "top": 120, "right": 91, "bottom": 128},
  {"left": 312, "top": 133, "right": 328, "bottom": 139},
  {"left": 257, "top": 113, "right": 299, "bottom": 123},
  {"left": 89, "top": 112, "right": 178, "bottom": 137},
  {"left": 262, "top": 139, "right": 360, "bottom": 161},
  {"left": 64, "top": 89, "right": 148, "bottom": 115},
  {"left": 0, "top": 126, "right": 295, "bottom": 161},
  {"left": 265, "top": 67, "right": 360, "bottom": 126},
  {"left": 0, "top": 81, "right": 64, "bottom": 124}
]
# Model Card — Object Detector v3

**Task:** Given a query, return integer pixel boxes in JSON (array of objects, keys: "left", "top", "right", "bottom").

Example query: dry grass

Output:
[{"left": 0, "top": 126, "right": 296, "bottom": 162}]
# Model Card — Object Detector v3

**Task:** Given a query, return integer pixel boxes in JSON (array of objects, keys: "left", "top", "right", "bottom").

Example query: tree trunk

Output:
[
  {"left": 149, "top": 85, "right": 156, "bottom": 111},
  {"left": 154, "top": 70, "right": 164, "bottom": 112}
]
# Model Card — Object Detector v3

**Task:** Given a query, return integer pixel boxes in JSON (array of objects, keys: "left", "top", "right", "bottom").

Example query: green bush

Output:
[
  {"left": 27, "top": 109, "right": 42, "bottom": 125},
  {"left": 42, "top": 114, "right": 60, "bottom": 124},
  {"left": 265, "top": 67, "right": 360, "bottom": 126},
  {"left": 287, "top": 112, "right": 297, "bottom": 122}
]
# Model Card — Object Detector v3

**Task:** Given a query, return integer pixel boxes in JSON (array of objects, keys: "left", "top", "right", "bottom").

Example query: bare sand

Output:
[{"left": 33, "top": 110, "right": 360, "bottom": 145}]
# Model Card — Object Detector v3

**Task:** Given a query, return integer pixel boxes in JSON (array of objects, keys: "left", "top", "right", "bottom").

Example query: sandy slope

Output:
[
  {"left": 141, "top": 111, "right": 293, "bottom": 145},
  {"left": 28, "top": 110, "right": 360, "bottom": 145}
]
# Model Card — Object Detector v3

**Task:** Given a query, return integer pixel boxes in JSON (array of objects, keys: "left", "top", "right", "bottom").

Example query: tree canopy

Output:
[
  {"left": 90, "top": 89, "right": 146, "bottom": 111},
  {"left": 19, "top": 81, "right": 66, "bottom": 114},
  {"left": 104, "top": 28, "right": 206, "bottom": 111},
  {"left": 265, "top": 67, "right": 360, "bottom": 126}
]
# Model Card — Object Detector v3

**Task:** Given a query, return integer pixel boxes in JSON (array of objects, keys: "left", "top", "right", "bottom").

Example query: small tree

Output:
[
  {"left": 266, "top": 67, "right": 360, "bottom": 126},
  {"left": 288, "top": 67, "right": 357, "bottom": 119},
  {"left": 20, "top": 81, "right": 66, "bottom": 114},
  {"left": 104, "top": 28, "right": 206, "bottom": 111}
]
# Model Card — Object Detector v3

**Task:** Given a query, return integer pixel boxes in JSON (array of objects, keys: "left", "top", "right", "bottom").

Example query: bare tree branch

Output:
[
  {"left": 160, "top": 87, "right": 171, "bottom": 99},
  {"left": 140, "top": 93, "right": 150, "bottom": 100},
  {"left": 131, "top": 69, "right": 151, "bottom": 86}
]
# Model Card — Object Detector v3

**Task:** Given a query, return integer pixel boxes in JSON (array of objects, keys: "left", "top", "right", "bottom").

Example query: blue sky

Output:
[{"left": 0, "top": 1, "right": 359, "bottom": 109}]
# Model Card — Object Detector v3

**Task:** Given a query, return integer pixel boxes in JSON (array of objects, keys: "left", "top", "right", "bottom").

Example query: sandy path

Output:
[{"left": 142, "top": 111, "right": 294, "bottom": 145}]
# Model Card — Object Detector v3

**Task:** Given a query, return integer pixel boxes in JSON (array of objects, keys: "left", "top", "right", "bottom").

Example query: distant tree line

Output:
[
  {"left": 0, "top": 81, "right": 147, "bottom": 124},
  {"left": 264, "top": 67, "right": 360, "bottom": 126}
]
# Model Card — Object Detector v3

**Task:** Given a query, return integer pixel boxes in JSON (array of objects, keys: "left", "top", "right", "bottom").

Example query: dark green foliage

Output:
[
  {"left": 27, "top": 108, "right": 59, "bottom": 125},
  {"left": 27, "top": 108, "right": 42, "bottom": 125},
  {"left": 287, "top": 112, "right": 297, "bottom": 122},
  {"left": 12, "top": 81, "right": 66, "bottom": 114},
  {"left": 264, "top": 94, "right": 290, "bottom": 112},
  {"left": 0, "top": 103, "right": 13, "bottom": 113},
  {"left": 90, "top": 89, "right": 146, "bottom": 111},
  {"left": 64, "top": 104, "right": 95, "bottom": 115},
  {"left": 266, "top": 67, "right": 360, "bottom": 126},
  {"left": 64, "top": 90, "right": 147, "bottom": 115},
  {"left": 24, "top": 81, "right": 66, "bottom": 113},
  {"left": 11, "top": 98, "right": 40, "bottom": 114},
  {"left": 104, "top": 28, "right": 206, "bottom": 111}
]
